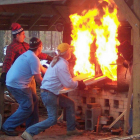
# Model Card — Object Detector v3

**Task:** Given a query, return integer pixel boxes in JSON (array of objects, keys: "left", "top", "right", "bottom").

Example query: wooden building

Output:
[{"left": 0, "top": 0, "right": 139, "bottom": 136}]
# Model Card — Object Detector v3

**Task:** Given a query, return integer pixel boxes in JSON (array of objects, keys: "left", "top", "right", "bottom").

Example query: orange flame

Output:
[{"left": 70, "top": 2, "right": 120, "bottom": 81}]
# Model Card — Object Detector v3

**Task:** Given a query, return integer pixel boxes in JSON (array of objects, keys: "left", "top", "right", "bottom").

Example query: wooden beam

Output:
[
  {"left": 8, "top": 14, "right": 22, "bottom": 29},
  {"left": 123, "top": 75, "right": 133, "bottom": 135},
  {"left": 47, "top": 15, "right": 60, "bottom": 30},
  {"left": 0, "top": 0, "right": 63, "bottom": 5},
  {"left": 59, "top": 75, "right": 107, "bottom": 94},
  {"left": 113, "top": 0, "right": 140, "bottom": 32},
  {"left": 46, "top": 5, "right": 63, "bottom": 30},
  {"left": 0, "top": 84, "right": 5, "bottom": 122},
  {"left": 0, "top": 4, "right": 57, "bottom": 15},
  {"left": 28, "top": 15, "right": 42, "bottom": 30},
  {"left": 0, "top": 24, "right": 57, "bottom": 31},
  {"left": 132, "top": 0, "right": 140, "bottom": 135},
  {"left": 55, "top": 5, "right": 77, "bottom": 23}
]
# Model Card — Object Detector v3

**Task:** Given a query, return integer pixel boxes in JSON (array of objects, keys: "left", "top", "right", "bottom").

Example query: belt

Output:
[
  {"left": 41, "top": 89, "right": 53, "bottom": 94},
  {"left": 41, "top": 89, "right": 59, "bottom": 105}
]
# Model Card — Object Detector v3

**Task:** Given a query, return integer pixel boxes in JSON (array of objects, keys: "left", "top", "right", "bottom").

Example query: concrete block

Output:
[
  {"left": 87, "top": 103, "right": 101, "bottom": 109},
  {"left": 85, "top": 107, "right": 101, "bottom": 130},
  {"left": 119, "top": 100, "right": 124, "bottom": 105},
  {"left": 119, "top": 105, "right": 124, "bottom": 109}
]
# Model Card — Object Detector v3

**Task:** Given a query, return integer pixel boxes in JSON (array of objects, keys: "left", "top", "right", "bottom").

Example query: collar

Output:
[
  {"left": 13, "top": 38, "right": 24, "bottom": 44},
  {"left": 59, "top": 57, "right": 69, "bottom": 65}
]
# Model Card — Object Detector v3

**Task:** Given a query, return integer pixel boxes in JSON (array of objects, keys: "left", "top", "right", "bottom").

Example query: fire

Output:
[{"left": 70, "top": 1, "right": 120, "bottom": 81}]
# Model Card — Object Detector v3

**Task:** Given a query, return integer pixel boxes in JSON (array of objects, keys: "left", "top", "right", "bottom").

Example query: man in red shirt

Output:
[{"left": 0, "top": 23, "right": 52, "bottom": 85}]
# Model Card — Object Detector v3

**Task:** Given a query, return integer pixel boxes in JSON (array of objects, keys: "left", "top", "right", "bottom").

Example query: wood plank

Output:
[
  {"left": 28, "top": 15, "right": 42, "bottom": 30},
  {"left": 8, "top": 14, "right": 22, "bottom": 29},
  {"left": 46, "top": 5, "right": 63, "bottom": 30},
  {"left": 47, "top": 15, "right": 61, "bottom": 30},
  {"left": 0, "top": 25, "right": 57, "bottom": 31},
  {"left": 0, "top": 4, "right": 56, "bottom": 15},
  {"left": 0, "top": 84, "right": 5, "bottom": 122},
  {"left": 0, "top": 0, "right": 63, "bottom": 5},
  {"left": 132, "top": 0, "right": 140, "bottom": 135},
  {"left": 113, "top": 0, "right": 140, "bottom": 32},
  {"left": 106, "top": 134, "right": 140, "bottom": 140},
  {"left": 59, "top": 75, "right": 106, "bottom": 94},
  {"left": 109, "top": 109, "right": 126, "bottom": 129},
  {"left": 123, "top": 75, "right": 133, "bottom": 135}
]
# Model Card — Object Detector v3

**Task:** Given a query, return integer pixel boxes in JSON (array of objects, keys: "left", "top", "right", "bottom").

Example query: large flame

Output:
[{"left": 70, "top": 1, "right": 120, "bottom": 81}]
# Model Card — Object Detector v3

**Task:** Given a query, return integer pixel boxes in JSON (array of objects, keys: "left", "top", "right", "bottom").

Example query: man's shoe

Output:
[
  {"left": 67, "top": 129, "right": 83, "bottom": 136},
  {"left": 21, "top": 131, "right": 33, "bottom": 140},
  {"left": 1, "top": 127, "right": 18, "bottom": 136}
]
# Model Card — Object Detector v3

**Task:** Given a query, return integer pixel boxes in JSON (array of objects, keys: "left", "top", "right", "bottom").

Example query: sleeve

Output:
[
  {"left": 38, "top": 52, "right": 53, "bottom": 61},
  {"left": 30, "top": 57, "right": 41, "bottom": 75},
  {"left": 57, "top": 63, "right": 78, "bottom": 89},
  {"left": 38, "top": 52, "right": 48, "bottom": 60},
  {"left": 2, "top": 46, "right": 15, "bottom": 73}
]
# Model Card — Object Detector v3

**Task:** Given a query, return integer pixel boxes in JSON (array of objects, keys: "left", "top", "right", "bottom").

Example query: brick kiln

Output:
[{"left": 64, "top": 3, "right": 132, "bottom": 131}]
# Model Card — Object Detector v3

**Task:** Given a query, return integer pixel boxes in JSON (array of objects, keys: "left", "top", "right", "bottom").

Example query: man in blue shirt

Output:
[
  {"left": 21, "top": 43, "right": 86, "bottom": 140},
  {"left": 1, "top": 37, "right": 46, "bottom": 136}
]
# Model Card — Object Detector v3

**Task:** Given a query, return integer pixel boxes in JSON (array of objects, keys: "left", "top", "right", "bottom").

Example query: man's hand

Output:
[
  {"left": 78, "top": 80, "right": 86, "bottom": 90},
  {"left": 0, "top": 72, "right": 7, "bottom": 86},
  {"left": 46, "top": 55, "right": 53, "bottom": 61}
]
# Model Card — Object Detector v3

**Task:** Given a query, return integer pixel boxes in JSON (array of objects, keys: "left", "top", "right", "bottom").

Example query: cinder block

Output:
[
  {"left": 85, "top": 107, "right": 101, "bottom": 130},
  {"left": 87, "top": 103, "right": 101, "bottom": 109}
]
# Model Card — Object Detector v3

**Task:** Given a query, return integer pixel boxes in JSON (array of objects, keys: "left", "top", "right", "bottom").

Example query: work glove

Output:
[
  {"left": 78, "top": 80, "right": 86, "bottom": 90},
  {"left": 0, "top": 72, "right": 7, "bottom": 86},
  {"left": 46, "top": 55, "right": 53, "bottom": 61}
]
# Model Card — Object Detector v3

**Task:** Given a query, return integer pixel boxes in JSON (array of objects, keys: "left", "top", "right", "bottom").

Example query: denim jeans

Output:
[
  {"left": 26, "top": 91, "right": 75, "bottom": 136},
  {"left": 2, "top": 86, "right": 39, "bottom": 131}
]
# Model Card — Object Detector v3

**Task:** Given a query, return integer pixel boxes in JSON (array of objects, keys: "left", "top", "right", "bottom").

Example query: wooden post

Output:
[
  {"left": 113, "top": 0, "right": 140, "bottom": 135},
  {"left": 0, "top": 84, "right": 4, "bottom": 122},
  {"left": 123, "top": 76, "right": 133, "bottom": 135},
  {"left": 63, "top": 23, "right": 72, "bottom": 44},
  {"left": 132, "top": 0, "right": 140, "bottom": 135}
]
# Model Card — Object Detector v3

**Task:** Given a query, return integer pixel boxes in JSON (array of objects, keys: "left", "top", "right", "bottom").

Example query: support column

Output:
[
  {"left": 63, "top": 23, "right": 72, "bottom": 44},
  {"left": 132, "top": 0, "right": 140, "bottom": 134}
]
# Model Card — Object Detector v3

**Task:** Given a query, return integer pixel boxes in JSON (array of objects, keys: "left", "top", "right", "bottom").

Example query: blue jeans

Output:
[
  {"left": 26, "top": 91, "right": 75, "bottom": 136},
  {"left": 2, "top": 86, "right": 39, "bottom": 131}
]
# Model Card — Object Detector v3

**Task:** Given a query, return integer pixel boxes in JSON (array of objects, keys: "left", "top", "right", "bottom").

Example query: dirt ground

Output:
[
  {"left": 0, "top": 123, "right": 120, "bottom": 140},
  {"left": 0, "top": 116, "right": 122, "bottom": 140},
  {"left": 0, "top": 115, "right": 122, "bottom": 140}
]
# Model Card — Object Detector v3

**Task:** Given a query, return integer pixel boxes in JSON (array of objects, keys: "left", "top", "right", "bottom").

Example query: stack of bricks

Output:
[
  {"left": 85, "top": 103, "right": 101, "bottom": 130},
  {"left": 68, "top": 88, "right": 127, "bottom": 123}
]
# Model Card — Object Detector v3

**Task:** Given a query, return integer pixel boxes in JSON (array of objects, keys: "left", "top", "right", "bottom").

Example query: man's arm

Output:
[
  {"left": 2, "top": 47, "right": 15, "bottom": 73},
  {"left": 57, "top": 64, "right": 78, "bottom": 89},
  {"left": 40, "top": 65, "right": 47, "bottom": 75},
  {"left": 34, "top": 74, "right": 43, "bottom": 86},
  {"left": 38, "top": 53, "right": 53, "bottom": 61}
]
